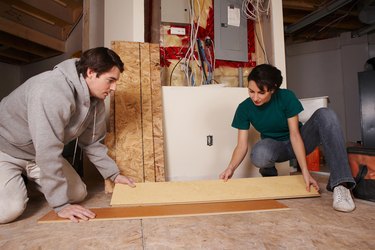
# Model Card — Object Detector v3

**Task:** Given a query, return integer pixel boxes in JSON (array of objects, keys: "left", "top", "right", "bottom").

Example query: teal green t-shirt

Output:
[{"left": 232, "top": 89, "right": 303, "bottom": 141}]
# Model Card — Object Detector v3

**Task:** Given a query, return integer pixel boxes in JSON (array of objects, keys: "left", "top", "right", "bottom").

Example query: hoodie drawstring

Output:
[
  {"left": 92, "top": 105, "right": 97, "bottom": 143},
  {"left": 72, "top": 138, "right": 79, "bottom": 166}
]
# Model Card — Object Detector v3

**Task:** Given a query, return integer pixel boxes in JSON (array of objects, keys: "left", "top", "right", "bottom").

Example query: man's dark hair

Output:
[
  {"left": 76, "top": 47, "right": 124, "bottom": 78},
  {"left": 247, "top": 64, "right": 283, "bottom": 92}
]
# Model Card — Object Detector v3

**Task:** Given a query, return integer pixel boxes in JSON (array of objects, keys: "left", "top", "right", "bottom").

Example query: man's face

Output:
[{"left": 85, "top": 66, "right": 120, "bottom": 100}]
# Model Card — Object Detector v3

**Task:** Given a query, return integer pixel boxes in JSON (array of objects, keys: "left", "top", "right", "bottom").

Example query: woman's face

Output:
[{"left": 248, "top": 80, "right": 273, "bottom": 106}]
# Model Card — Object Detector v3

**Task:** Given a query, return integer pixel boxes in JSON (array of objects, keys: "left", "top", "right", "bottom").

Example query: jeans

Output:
[{"left": 250, "top": 108, "right": 355, "bottom": 190}]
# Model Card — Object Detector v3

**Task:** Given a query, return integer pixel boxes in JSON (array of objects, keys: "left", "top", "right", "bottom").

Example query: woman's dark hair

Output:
[
  {"left": 76, "top": 47, "right": 124, "bottom": 78},
  {"left": 247, "top": 64, "right": 283, "bottom": 92}
]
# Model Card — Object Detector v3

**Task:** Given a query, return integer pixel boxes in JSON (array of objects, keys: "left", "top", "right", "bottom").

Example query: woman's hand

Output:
[
  {"left": 219, "top": 167, "right": 235, "bottom": 181},
  {"left": 114, "top": 174, "right": 136, "bottom": 187},
  {"left": 302, "top": 170, "right": 320, "bottom": 192}
]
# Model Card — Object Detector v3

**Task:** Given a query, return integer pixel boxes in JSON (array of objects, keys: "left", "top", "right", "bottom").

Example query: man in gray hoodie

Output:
[{"left": 0, "top": 47, "right": 135, "bottom": 223}]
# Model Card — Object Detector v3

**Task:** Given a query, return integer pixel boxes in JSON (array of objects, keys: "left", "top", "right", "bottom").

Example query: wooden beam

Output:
[
  {"left": 0, "top": 50, "right": 31, "bottom": 63},
  {"left": 21, "top": 0, "right": 83, "bottom": 24},
  {"left": 283, "top": 0, "right": 316, "bottom": 11},
  {"left": 0, "top": 55, "right": 25, "bottom": 65},
  {"left": 0, "top": 0, "right": 75, "bottom": 40},
  {"left": 82, "top": 0, "right": 90, "bottom": 51},
  {"left": 111, "top": 175, "right": 320, "bottom": 206},
  {"left": 0, "top": 31, "right": 62, "bottom": 57},
  {"left": 283, "top": 15, "right": 361, "bottom": 30},
  {"left": 0, "top": 17, "right": 65, "bottom": 52}
]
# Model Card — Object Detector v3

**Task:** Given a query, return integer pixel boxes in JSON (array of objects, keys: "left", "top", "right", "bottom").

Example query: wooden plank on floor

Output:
[
  {"left": 38, "top": 200, "right": 288, "bottom": 223},
  {"left": 111, "top": 175, "right": 320, "bottom": 206}
]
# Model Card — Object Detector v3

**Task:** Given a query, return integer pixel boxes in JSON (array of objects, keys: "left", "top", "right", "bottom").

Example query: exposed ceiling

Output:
[
  {"left": 283, "top": 0, "right": 375, "bottom": 45},
  {"left": 1, "top": 0, "right": 374, "bottom": 65},
  {"left": 0, "top": 0, "right": 82, "bottom": 65}
]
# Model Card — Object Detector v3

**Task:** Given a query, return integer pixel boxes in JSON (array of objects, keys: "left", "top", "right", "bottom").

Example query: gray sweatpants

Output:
[{"left": 0, "top": 150, "right": 87, "bottom": 224}]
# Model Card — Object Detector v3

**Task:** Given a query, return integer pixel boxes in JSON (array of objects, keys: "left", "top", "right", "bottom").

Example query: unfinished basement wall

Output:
[
  {"left": 0, "top": 18, "right": 83, "bottom": 100},
  {"left": 286, "top": 32, "right": 372, "bottom": 143}
]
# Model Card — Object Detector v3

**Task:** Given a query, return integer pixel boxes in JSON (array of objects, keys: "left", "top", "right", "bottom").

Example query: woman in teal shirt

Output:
[{"left": 220, "top": 64, "right": 356, "bottom": 212}]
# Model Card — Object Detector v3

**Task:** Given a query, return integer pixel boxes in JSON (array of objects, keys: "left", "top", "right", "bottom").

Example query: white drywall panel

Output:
[
  {"left": 162, "top": 86, "right": 291, "bottom": 181},
  {"left": 104, "top": 0, "right": 144, "bottom": 47}
]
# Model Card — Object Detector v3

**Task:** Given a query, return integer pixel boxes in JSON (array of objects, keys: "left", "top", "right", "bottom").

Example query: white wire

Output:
[
  {"left": 182, "top": 0, "right": 202, "bottom": 86},
  {"left": 210, "top": 39, "right": 216, "bottom": 81},
  {"left": 257, "top": 15, "right": 268, "bottom": 64},
  {"left": 242, "top": 0, "right": 270, "bottom": 21},
  {"left": 242, "top": 0, "right": 270, "bottom": 63}
]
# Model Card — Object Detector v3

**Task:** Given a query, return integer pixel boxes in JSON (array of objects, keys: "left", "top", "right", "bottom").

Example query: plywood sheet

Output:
[
  {"left": 140, "top": 43, "right": 155, "bottom": 182},
  {"left": 150, "top": 43, "right": 165, "bottom": 182},
  {"left": 109, "top": 41, "right": 166, "bottom": 184},
  {"left": 112, "top": 41, "right": 143, "bottom": 182},
  {"left": 111, "top": 175, "right": 319, "bottom": 206},
  {"left": 38, "top": 200, "right": 288, "bottom": 223}
]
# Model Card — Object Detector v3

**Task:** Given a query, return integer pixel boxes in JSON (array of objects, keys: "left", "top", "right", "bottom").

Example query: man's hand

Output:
[
  {"left": 57, "top": 204, "right": 96, "bottom": 223},
  {"left": 114, "top": 174, "right": 136, "bottom": 187}
]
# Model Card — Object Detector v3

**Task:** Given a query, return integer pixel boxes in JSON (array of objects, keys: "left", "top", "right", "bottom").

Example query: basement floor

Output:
[{"left": 0, "top": 172, "right": 374, "bottom": 250}]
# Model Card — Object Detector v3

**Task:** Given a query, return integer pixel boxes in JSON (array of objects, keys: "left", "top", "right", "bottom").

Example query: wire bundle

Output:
[
  {"left": 169, "top": 0, "right": 216, "bottom": 86},
  {"left": 242, "top": 0, "right": 270, "bottom": 63},
  {"left": 241, "top": 0, "right": 270, "bottom": 21}
]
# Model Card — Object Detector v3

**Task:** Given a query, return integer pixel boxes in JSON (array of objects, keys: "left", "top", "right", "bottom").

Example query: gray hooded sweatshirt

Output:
[{"left": 0, "top": 58, "right": 120, "bottom": 211}]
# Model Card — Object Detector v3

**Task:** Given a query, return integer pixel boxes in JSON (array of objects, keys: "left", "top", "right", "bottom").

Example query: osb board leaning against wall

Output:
[{"left": 104, "top": 41, "right": 165, "bottom": 193}]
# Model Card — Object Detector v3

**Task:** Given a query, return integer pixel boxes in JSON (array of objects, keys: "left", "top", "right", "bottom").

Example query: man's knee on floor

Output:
[
  {"left": 0, "top": 196, "right": 28, "bottom": 224},
  {"left": 68, "top": 183, "right": 87, "bottom": 203}
]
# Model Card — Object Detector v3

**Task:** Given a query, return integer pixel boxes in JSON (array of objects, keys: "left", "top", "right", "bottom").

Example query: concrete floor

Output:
[{"left": 1, "top": 172, "right": 374, "bottom": 250}]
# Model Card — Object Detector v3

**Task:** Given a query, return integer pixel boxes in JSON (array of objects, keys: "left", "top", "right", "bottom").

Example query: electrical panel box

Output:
[
  {"left": 161, "top": 0, "right": 190, "bottom": 24},
  {"left": 214, "top": 0, "right": 248, "bottom": 62}
]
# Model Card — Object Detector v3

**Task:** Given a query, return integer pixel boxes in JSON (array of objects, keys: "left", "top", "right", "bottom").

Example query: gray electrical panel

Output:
[
  {"left": 214, "top": 0, "right": 248, "bottom": 62},
  {"left": 161, "top": 0, "right": 190, "bottom": 24}
]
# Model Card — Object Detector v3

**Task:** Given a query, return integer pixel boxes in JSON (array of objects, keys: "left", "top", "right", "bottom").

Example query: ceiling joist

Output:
[{"left": 0, "top": 0, "right": 82, "bottom": 65}]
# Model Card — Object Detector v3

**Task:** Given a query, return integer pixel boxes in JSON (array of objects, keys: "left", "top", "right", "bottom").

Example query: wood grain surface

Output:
[
  {"left": 38, "top": 200, "right": 288, "bottom": 223},
  {"left": 111, "top": 175, "right": 320, "bottom": 206}
]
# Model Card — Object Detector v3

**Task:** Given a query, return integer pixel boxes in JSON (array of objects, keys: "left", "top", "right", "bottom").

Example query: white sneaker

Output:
[{"left": 333, "top": 185, "right": 356, "bottom": 212}]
